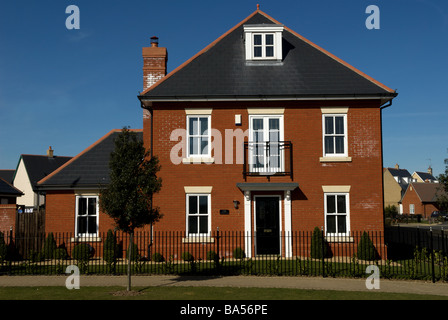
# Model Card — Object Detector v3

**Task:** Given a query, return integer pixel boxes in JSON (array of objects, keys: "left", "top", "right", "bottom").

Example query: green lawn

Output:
[{"left": 0, "top": 286, "right": 446, "bottom": 300}]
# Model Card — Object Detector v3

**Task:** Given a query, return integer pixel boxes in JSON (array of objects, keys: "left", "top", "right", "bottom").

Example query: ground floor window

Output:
[
  {"left": 324, "top": 193, "right": 350, "bottom": 236},
  {"left": 186, "top": 194, "right": 211, "bottom": 236},
  {"left": 75, "top": 195, "right": 98, "bottom": 236}
]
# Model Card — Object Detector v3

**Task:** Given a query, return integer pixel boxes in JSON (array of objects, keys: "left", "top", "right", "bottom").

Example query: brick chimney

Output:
[
  {"left": 143, "top": 36, "right": 167, "bottom": 91},
  {"left": 47, "top": 146, "right": 54, "bottom": 158},
  {"left": 428, "top": 165, "right": 433, "bottom": 176},
  {"left": 142, "top": 36, "right": 168, "bottom": 152}
]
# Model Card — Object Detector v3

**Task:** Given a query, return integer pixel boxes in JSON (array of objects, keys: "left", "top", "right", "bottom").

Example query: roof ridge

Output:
[{"left": 141, "top": 9, "right": 396, "bottom": 99}]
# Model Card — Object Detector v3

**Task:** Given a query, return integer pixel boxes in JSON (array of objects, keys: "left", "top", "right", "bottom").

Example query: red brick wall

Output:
[
  {"left": 0, "top": 204, "right": 16, "bottom": 233},
  {"left": 45, "top": 191, "right": 118, "bottom": 234},
  {"left": 401, "top": 186, "right": 439, "bottom": 218},
  {"left": 147, "top": 100, "right": 385, "bottom": 234}
]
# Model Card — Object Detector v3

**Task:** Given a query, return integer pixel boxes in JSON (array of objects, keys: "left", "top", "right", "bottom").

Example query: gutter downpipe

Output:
[
  {"left": 140, "top": 100, "right": 154, "bottom": 255},
  {"left": 380, "top": 98, "right": 393, "bottom": 232}
]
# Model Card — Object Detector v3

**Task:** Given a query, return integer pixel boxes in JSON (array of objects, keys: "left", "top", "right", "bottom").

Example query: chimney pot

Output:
[
  {"left": 395, "top": 164, "right": 399, "bottom": 169},
  {"left": 150, "top": 36, "right": 159, "bottom": 47}
]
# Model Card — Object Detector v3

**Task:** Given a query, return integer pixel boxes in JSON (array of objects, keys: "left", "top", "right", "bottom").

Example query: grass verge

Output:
[{"left": 0, "top": 286, "right": 447, "bottom": 300}]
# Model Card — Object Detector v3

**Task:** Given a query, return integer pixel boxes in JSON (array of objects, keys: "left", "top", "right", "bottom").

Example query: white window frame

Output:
[
  {"left": 244, "top": 25, "right": 283, "bottom": 61},
  {"left": 248, "top": 114, "right": 284, "bottom": 173},
  {"left": 186, "top": 193, "right": 211, "bottom": 237},
  {"left": 75, "top": 195, "right": 99, "bottom": 237},
  {"left": 324, "top": 193, "right": 350, "bottom": 237},
  {"left": 186, "top": 115, "right": 211, "bottom": 158},
  {"left": 409, "top": 204, "right": 415, "bottom": 215},
  {"left": 252, "top": 33, "right": 275, "bottom": 59},
  {"left": 322, "top": 114, "right": 348, "bottom": 158}
]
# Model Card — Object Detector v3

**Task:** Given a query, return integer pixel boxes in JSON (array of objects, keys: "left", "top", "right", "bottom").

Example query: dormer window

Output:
[{"left": 244, "top": 24, "right": 284, "bottom": 61}]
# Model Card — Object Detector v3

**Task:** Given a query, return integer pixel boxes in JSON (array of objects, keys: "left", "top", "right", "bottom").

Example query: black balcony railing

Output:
[{"left": 243, "top": 141, "right": 292, "bottom": 178}]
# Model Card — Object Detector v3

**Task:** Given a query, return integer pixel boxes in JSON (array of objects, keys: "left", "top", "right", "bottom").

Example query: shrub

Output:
[
  {"left": 182, "top": 251, "right": 194, "bottom": 262},
  {"left": 103, "top": 230, "right": 117, "bottom": 264},
  {"left": 152, "top": 252, "right": 164, "bottom": 262},
  {"left": 29, "top": 250, "right": 44, "bottom": 262},
  {"left": 72, "top": 243, "right": 91, "bottom": 262},
  {"left": 357, "top": 231, "right": 377, "bottom": 261},
  {"left": 233, "top": 247, "right": 245, "bottom": 259},
  {"left": 54, "top": 248, "right": 68, "bottom": 260},
  {"left": 310, "top": 227, "right": 327, "bottom": 259},
  {"left": 42, "top": 232, "right": 57, "bottom": 259},
  {"left": 206, "top": 250, "right": 218, "bottom": 261}
]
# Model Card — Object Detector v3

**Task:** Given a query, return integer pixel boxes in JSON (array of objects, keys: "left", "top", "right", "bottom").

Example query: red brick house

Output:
[
  {"left": 400, "top": 182, "right": 447, "bottom": 219},
  {"left": 36, "top": 8, "right": 397, "bottom": 260},
  {"left": 137, "top": 8, "right": 397, "bottom": 257}
]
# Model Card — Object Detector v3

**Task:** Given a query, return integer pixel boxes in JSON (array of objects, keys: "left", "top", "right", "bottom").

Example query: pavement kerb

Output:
[{"left": 1, "top": 275, "right": 448, "bottom": 297}]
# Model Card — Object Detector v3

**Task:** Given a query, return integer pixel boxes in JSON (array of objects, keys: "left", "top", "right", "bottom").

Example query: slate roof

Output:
[
  {"left": 0, "top": 170, "right": 15, "bottom": 184},
  {"left": 37, "top": 130, "right": 143, "bottom": 190},
  {"left": 139, "top": 9, "right": 397, "bottom": 102},
  {"left": 17, "top": 155, "right": 72, "bottom": 191},
  {"left": 414, "top": 171, "right": 437, "bottom": 182},
  {"left": 0, "top": 177, "right": 23, "bottom": 196}
]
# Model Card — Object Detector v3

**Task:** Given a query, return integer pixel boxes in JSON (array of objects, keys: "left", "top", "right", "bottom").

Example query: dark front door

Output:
[{"left": 255, "top": 197, "right": 280, "bottom": 255}]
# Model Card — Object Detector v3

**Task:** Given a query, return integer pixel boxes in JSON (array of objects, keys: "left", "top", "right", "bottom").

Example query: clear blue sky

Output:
[{"left": 1, "top": 0, "right": 447, "bottom": 176}]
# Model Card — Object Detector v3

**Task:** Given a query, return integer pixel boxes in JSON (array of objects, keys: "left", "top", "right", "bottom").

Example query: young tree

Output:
[
  {"left": 436, "top": 169, "right": 448, "bottom": 211},
  {"left": 100, "top": 128, "right": 162, "bottom": 291}
]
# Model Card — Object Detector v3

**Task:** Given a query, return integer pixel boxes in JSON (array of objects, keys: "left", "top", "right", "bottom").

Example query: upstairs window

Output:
[
  {"left": 244, "top": 24, "right": 283, "bottom": 61},
  {"left": 323, "top": 114, "right": 347, "bottom": 157},
  {"left": 187, "top": 115, "right": 210, "bottom": 157},
  {"left": 253, "top": 34, "right": 274, "bottom": 59}
]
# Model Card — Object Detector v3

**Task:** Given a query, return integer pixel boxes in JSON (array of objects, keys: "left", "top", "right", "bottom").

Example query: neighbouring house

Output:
[
  {"left": 412, "top": 166, "right": 439, "bottom": 183},
  {"left": 37, "top": 130, "right": 143, "bottom": 238},
  {"left": 13, "top": 147, "right": 72, "bottom": 210},
  {"left": 137, "top": 8, "right": 397, "bottom": 258},
  {"left": 383, "top": 164, "right": 414, "bottom": 213},
  {"left": 0, "top": 177, "right": 23, "bottom": 232},
  {"left": 400, "top": 182, "right": 447, "bottom": 219}
]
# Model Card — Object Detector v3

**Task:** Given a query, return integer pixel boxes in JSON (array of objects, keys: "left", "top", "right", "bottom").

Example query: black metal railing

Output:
[
  {"left": 243, "top": 141, "right": 292, "bottom": 178},
  {"left": 1, "top": 228, "right": 447, "bottom": 282}
]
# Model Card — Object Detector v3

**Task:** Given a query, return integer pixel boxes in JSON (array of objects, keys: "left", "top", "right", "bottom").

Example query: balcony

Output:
[{"left": 243, "top": 141, "right": 292, "bottom": 178}]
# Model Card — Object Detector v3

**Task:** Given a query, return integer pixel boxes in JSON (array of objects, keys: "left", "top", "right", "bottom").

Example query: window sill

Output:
[
  {"left": 182, "top": 236, "right": 215, "bottom": 243},
  {"left": 320, "top": 156, "right": 352, "bottom": 163},
  {"left": 182, "top": 157, "right": 215, "bottom": 164},
  {"left": 71, "top": 236, "right": 102, "bottom": 243},
  {"left": 325, "top": 236, "right": 354, "bottom": 243}
]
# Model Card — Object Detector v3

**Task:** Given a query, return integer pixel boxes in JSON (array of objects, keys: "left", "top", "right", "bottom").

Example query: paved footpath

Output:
[{"left": 1, "top": 275, "right": 448, "bottom": 297}]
